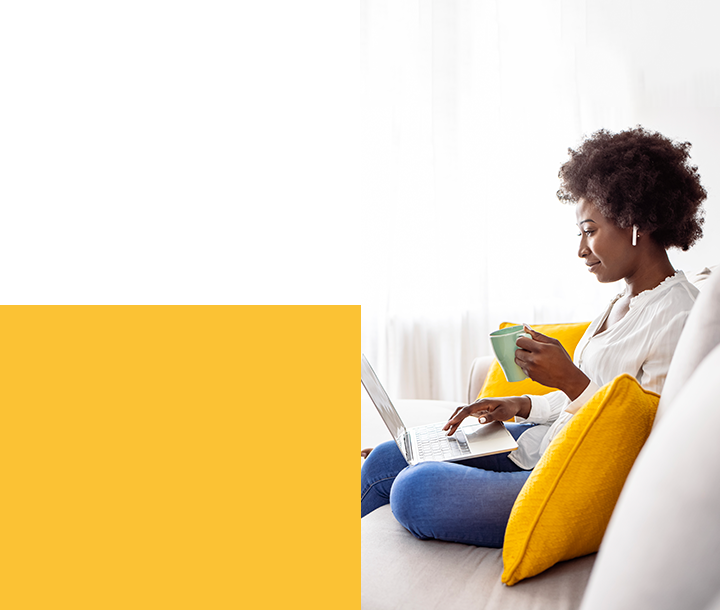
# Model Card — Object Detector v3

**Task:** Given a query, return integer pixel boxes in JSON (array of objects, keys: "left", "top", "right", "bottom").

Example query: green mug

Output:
[{"left": 489, "top": 325, "right": 532, "bottom": 382}]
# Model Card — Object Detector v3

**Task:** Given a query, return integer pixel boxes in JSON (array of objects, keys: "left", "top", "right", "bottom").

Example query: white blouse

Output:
[{"left": 509, "top": 271, "right": 699, "bottom": 470}]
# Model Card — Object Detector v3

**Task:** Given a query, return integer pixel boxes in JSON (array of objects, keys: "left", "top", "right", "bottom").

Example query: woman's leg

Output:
[
  {"left": 361, "top": 440, "right": 408, "bottom": 517},
  {"left": 389, "top": 423, "right": 534, "bottom": 546},
  {"left": 361, "top": 424, "right": 534, "bottom": 520},
  {"left": 390, "top": 460, "right": 531, "bottom": 547}
]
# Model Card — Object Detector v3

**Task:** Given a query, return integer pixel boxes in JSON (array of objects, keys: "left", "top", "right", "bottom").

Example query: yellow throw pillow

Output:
[
  {"left": 477, "top": 321, "right": 591, "bottom": 401},
  {"left": 501, "top": 374, "right": 659, "bottom": 586}
]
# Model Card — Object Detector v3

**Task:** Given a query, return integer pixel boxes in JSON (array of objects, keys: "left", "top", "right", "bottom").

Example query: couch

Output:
[{"left": 361, "top": 267, "right": 720, "bottom": 610}]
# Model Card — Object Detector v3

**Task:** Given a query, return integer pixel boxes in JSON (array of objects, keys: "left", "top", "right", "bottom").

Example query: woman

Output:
[{"left": 361, "top": 126, "right": 707, "bottom": 547}]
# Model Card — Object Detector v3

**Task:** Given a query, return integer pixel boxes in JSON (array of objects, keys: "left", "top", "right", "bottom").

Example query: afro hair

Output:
[{"left": 557, "top": 126, "right": 706, "bottom": 251}]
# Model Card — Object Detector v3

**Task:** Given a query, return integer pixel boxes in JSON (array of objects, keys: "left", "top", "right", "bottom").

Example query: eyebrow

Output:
[{"left": 577, "top": 219, "right": 597, "bottom": 225}]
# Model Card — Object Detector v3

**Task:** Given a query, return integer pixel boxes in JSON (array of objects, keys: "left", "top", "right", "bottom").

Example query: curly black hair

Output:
[{"left": 557, "top": 126, "right": 706, "bottom": 251}]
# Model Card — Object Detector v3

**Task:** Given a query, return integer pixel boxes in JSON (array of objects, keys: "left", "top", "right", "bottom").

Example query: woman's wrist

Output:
[
  {"left": 562, "top": 369, "right": 591, "bottom": 402},
  {"left": 516, "top": 395, "right": 532, "bottom": 420}
]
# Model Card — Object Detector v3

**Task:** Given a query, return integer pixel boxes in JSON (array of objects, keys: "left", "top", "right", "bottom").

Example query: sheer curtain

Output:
[{"left": 359, "top": 0, "right": 720, "bottom": 402}]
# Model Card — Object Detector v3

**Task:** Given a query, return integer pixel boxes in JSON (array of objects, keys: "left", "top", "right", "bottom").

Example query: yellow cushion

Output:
[
  {"left": 476, "top": 321, "right": 591, "bottom": 401},
  {"left": 501, "top": 374, "right": 659, "bottom": 586}
]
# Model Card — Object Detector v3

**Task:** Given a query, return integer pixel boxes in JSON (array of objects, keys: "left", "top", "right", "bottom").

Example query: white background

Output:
[
  {"left": 0, "top": 2, "right": 362, "bottom": 305},
  {"left": 2, "top": 1, "right": 719, "bottom": 401}
]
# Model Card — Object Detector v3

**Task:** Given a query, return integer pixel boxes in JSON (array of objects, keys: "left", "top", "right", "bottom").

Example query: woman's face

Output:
[{"left": 576, "top": 197, "right": 637, "bottom": 283}]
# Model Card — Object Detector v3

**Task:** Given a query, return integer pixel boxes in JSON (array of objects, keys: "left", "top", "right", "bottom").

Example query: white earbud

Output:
[{"left": 632, "top": 225, "right": 638, "bottom": 246}]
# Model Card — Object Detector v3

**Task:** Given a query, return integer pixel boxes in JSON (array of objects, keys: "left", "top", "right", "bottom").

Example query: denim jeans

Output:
[{"left": 360, "top": 423, "right": 534, "bottom": 547}]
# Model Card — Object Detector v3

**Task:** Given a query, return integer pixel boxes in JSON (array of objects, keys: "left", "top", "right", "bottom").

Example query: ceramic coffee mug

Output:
[{"left": 489, "top": 325, "right": 532, "bottom": 382}]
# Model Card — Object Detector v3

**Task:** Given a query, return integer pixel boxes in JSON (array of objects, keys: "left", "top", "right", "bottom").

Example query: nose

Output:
[{"left": 578, "top": 234, "right": 590, "bottom": 259}]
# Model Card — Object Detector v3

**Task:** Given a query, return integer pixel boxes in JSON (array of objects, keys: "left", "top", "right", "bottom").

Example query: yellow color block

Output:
[{"left": 0, "top": 306, "right": 360, "bottom": 609}]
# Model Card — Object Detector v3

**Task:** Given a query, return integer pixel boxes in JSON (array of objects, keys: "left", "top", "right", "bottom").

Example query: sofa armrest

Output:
[{"left": 467, "top": 355, "right": 494, "bottom": 403}]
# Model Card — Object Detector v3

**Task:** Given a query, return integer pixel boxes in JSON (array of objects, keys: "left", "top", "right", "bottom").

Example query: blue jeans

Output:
[{"left": 360, "top": 423, "right": 534, "bottom": 547}]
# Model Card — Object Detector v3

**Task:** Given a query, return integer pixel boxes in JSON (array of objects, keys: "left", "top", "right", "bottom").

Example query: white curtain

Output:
[{"left": 360, "top": 0, "right": 720, "bottom": 402}]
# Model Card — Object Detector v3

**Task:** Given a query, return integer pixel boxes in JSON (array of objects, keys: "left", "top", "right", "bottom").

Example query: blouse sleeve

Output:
[
  {"left": 639, "top": 310, "right": 691, "bottom": 394},
  {"left": 515, "top": 390, "right": 569, "bottom": 425}
]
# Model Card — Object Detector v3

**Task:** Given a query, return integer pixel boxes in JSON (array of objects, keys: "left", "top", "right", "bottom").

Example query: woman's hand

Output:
[
  {"left": 514, "top": 325, "right": 590, "bottom": 401},
  {"left": 442, "top": 395, "right": 531, "bottom": 437}
]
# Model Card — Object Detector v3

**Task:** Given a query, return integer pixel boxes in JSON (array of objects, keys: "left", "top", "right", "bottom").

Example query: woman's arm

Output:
[{"left": 445, "top": 326, "right": 603, "bottom": 436}]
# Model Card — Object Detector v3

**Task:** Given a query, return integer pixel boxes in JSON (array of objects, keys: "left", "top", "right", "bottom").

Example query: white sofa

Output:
[{"left": 361, "top": 267, "right": 720, "bottom": 610}]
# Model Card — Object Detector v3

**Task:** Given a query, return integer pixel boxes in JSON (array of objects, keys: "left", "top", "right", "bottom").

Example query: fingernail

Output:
[{"left": 479, "top": 417, "right": 486, "bottom": 423}]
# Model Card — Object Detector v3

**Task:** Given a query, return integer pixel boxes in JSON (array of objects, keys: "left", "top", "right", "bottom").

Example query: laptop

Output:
[{"left": 361, "top": 354, "right": 518, "bottom": 465}]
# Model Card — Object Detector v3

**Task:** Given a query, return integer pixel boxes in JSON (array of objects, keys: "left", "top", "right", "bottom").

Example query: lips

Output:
[{"left": 586, "top": 261, "right": 600, "bottom": 272}]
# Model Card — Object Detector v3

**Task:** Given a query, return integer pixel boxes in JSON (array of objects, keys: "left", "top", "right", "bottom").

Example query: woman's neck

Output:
[{"left": 624, "top": 249, "right": 676, "bottom": 298}]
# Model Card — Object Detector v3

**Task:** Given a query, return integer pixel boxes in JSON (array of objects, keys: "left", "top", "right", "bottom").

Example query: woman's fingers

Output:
[
  {"left": 515, "top": 329, "right": 561, "bottom": 376},
  {"left": 443, "top": 407, "right": 469, "bottom": 434},
  {"left": 444, "top": 402, "right": 496, "bottom": 436},
  {"left": 522, "top": 324, "right": 556, "bottom": 344},
  {"left": 514, "top": 347, "right": 532, "bottom": 378},
  {"left": 444, "top": 398, "right": 481, "bottom": 429},
  {"left": 516, "top": 327, "right": 560, "bottom": 354},
  {"left": 449, "top": 406, "right": 464, "bottom": 419},
  {"left": 443, "top": 405, "right": 476, "bottom": 435}
]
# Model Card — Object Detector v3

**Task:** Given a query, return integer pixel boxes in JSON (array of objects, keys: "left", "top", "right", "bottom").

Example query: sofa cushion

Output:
[
  {"left": 477, "top": 322, "right": 590, "bottom": 402},
  {"left": 656, "top": 268, "right": 720, "bottom": 423},
  {"left": 578, "top": 343, "right": 720, "bottom": 610},
  {"left": 361, "top": 504, "right": 595, "bottom": 610},
  {"left": 502, "top": 375, "right": 659, "bottom": 586}
]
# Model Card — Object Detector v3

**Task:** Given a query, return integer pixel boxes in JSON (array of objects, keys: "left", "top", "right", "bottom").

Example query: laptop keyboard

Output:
[{"left": 415, "top": 423, "right": 472, "bottom": 461}]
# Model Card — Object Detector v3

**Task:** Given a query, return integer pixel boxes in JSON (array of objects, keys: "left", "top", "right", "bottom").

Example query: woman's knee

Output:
[
  {"left": 390, "top": 462, "right": 525, "bottom": 546},
  {"left": 361, "top": 441, "right": 405, "bottom": 485},
  {"left": 389, "top": 462, "right": 449, "bottom": 537},
  {"left": 364, "top": 439, "right": 401, "bottom": 465}
]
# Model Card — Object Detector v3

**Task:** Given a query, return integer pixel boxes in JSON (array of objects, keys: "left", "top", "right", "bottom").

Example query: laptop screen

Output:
[{"left": 361, "top": 354, "right": 406, "bottom": 446}]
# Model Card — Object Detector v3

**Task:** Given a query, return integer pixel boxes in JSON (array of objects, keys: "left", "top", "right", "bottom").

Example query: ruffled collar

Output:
[{"left": 624, "top": 270, "right": 685, "bottom": 308}]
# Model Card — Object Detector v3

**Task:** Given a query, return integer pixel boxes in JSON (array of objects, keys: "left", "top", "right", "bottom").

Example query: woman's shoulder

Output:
[{"left": 664, "top": 270, "right": 700, "bottom": 306}]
